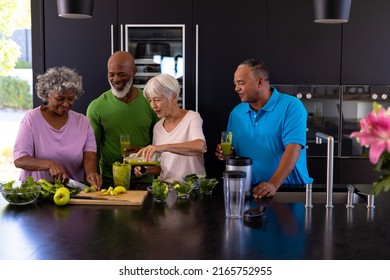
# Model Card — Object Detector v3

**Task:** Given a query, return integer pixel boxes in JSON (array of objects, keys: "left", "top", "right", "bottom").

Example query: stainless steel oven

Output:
[
  {"left": 273, "top": 85, "right": 341, "bottom": 157},
  {"left": 123, "top": 24, "right": 185, "bottom": 108},
  {"left": 341, "top": 85, "right": 390, "bottom": 157},
  {"left": 272, "top": 84, "right": 390, "bottom": 184}
]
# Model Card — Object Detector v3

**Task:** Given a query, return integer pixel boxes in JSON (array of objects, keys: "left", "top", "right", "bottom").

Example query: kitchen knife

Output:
[{"left": 67, "top": 178, "right": 89, "bottom": 191}]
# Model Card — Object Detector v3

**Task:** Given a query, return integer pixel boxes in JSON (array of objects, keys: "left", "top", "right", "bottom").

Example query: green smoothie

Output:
[
  {"left": 221, "top": 142, "right": 232, "bottom": 156},
  {"left": 120, "top": 140, "right": 131, "bottom": 156},
  {"left": 112, "top": 162, "right": 131, "bottom": 189}
]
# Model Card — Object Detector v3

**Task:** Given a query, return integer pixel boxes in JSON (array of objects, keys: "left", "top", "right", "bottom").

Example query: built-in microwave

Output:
[{"left": 122, "top": 24, "right": 185, "bottom": 108}]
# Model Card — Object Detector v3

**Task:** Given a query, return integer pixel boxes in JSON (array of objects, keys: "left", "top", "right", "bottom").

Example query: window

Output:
[{"left": 0, "top": 0, "right": 32, "bottom": 181}]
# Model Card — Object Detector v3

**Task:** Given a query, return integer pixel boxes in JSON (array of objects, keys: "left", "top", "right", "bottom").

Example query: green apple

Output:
[{"left": 53, "top": 187, "right": 70, "bottom": 206}]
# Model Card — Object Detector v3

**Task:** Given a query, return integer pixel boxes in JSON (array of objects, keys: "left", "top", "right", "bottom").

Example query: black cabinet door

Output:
[
  {"left": 308, "top": 157, "right": 339, "bottom": 184},
  {"left": 342, "top": 0, "right": 390, "bottom": 84},
  {"left": 194, "top": 0, "right": 267, "bottom": 178},
  {"left": 338, "top": 158, "right": 378, "bottom": 184},
  {"left": 267, "top": 0, "right": 342, "bottom": 84},
  {"left": 117, "top": 0, "right": 192, "bottom": 23},
  {"left": 40, "top": 0, "right": 116, "bottom": 114}
]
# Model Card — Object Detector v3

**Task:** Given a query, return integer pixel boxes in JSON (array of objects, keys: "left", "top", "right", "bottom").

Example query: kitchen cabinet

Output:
[
  {"left": 193, "top": 0, "right": 267, "bottom": 178},
  {"left": 38, "top": 0, "right": 116, "bottom": 114},
  {"left": 35, "top": 0, "right": 193, "bottom": 113},
  {"left": 307, "top": 157, "right": 339, "bottom": 184},
  {"left": 342, "top": 0, "right": 390, "bottom": 84},
  {"left": 267, "top": 0, "right": 342, "bottom": 84},
  {"left": 117, "top": 0, "right": 192, "bottom": 24},
  {"left": 338, "top": 158, "right": 379, "bottom": 184}
]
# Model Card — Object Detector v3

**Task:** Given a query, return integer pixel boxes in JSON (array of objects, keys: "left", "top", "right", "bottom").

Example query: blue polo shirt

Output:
[{"left": 227, "top": 87, "right": 313, "bottom": 185}]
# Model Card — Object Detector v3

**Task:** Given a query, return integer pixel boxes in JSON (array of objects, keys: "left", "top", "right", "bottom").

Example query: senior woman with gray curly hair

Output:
[{"left": 13, "top": 66, "right": 102, "bottom": 188}]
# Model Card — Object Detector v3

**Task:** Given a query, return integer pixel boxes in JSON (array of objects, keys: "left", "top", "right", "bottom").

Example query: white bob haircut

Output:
[{"left": 143, "top": 73, "right": 180, "bottom": 100}]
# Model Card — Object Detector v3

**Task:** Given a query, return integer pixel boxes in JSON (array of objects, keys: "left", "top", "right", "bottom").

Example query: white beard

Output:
[{"left": 110, "top": 78, "right": 133, "bottom": 99}]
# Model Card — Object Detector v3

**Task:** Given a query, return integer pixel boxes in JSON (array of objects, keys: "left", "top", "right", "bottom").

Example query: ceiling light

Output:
[
  {"left": 57, "top": 0, "right": 94, "bottom": 19},
  {"left": 313, "top": 0, "right": 351, "bottom": 24}
]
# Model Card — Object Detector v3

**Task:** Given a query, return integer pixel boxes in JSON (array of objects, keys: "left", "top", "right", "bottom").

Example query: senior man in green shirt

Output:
[{"left": 87, "top": 51, "right": 159, "bottom": 187}]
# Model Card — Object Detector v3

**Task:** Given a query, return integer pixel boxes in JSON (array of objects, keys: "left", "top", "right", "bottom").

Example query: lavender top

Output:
[{"left": 13, "top": 107, "right": 97, "bottom": 182}]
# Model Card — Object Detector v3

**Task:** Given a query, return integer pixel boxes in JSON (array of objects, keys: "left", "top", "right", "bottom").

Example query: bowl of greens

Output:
[
  {"left": 147, "top": 179, "right": 170, "bottom": 202},
  {"left": 0, "top": 177, "right": 41, "bottom": 205},
  {"left": 172, "top": 180, "right": 195, "bottom": 199},
  {"left": 198, "top": 178, "right": 219, "bottom": 195},
  {"left": 183, "top": 174, "right": 206, "bottom": 189}
]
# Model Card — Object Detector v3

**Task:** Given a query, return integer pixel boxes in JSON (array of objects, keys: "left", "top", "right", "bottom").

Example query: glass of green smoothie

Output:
[
  {"left": 221, "top": 131, "right": 233, "bottom": 159},
  {"left": 120, "top": 134, "right": 131, "bottom": 156},
  {"left": 112, "top": 161, "right": 132, "bottom": 189}
]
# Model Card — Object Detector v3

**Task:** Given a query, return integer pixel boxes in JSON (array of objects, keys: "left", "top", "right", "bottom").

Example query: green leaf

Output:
[
  {"left": 1, "top": 180, "right": 15, "bottom": 190},
  {"left": 24, "top": 176, "right": 35, "bottom": 186},
  {"left": 373, "top": 174, "right": 390, "bottom": 196}
]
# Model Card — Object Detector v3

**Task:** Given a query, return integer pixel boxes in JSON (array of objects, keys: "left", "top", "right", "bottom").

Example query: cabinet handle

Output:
[
  {"left": 110, "top": 25, "right": 124, "bottom": 53},
  {"left": 120, "top": 24, "right": 124, "bottom": 51},
  {"left": 195, "top": 24, "right": 199, "bottom": 112},
  {"left": 110, "top": 25, "right": 114, "bottom": 54}
]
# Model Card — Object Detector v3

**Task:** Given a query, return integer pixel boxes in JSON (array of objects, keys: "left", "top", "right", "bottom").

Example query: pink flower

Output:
[{"left": 350, "top": 103, "right": 390, "bottom": 164}]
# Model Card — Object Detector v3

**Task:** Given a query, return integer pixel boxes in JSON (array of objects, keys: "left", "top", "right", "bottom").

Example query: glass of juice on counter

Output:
[
  {"left": 113, "top": 161, "right": 131, "bottom": 189},
  {"left": 221, "top": 131, "right": 233, "bottom": 159},
  {"left": 120, "top": 134, "right": 131, "bottom": 156}
]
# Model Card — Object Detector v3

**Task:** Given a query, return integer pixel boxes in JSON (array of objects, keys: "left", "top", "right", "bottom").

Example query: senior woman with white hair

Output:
[
  {"left": 135, "top": 73, "right": 207, "bottom": 183},
  {"left": 13, "top": 66, "right": 102, "bottom": 188}
]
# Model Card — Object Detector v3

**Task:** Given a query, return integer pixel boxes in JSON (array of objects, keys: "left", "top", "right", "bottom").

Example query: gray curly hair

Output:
[{"left": 35, "top": 66, "right": 84, "bottom": 102}]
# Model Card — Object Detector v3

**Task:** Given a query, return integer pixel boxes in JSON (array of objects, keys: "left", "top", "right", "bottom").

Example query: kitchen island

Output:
[{"left": 0, "top": 183, "right": 389, "bottom": 260}]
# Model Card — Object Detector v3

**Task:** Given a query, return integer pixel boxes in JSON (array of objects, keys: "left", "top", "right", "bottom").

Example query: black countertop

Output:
[{"left": 0, "top": 183, "right": 389, "bottom": 260}]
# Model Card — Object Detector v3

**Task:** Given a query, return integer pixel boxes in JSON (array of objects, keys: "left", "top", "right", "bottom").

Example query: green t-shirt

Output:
[{"left": 87, "top": 88, "right": 159, "bottom": 186}]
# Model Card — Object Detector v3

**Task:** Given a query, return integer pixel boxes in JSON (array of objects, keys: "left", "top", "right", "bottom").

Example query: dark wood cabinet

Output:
[
  {"left": 308, "top": 157, "right": 377, "bottom": 185},
  {"left": 35, "top": 0, "right": 194, "bottom": 114},
  {"left": 338, "top": 158, "right": 379, "bottom": 185},
  {"left": 342, "top": 0, "right": 390, "bottom": 84},
  {"left": 117, "top": 0, "right": 192, "bottom": 24},
  {"left": 38, "top": 0, "right": 116, "bottom": 114},
  {"left": 193, "top": 0, "right": 267, "bottom": 178},
  {"left": 267, "top": 0, "right": 342, "bottom": 84},
  {"left": 307, "top": 157, "right": 340, "bottom": 184}
]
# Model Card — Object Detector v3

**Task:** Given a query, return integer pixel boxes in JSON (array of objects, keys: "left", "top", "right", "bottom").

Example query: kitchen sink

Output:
[{"left": 271, "top": 184, "right": 370, "bottom": 205}]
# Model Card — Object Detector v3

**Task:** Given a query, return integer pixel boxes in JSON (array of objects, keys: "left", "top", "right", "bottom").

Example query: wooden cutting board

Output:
[{"left": 68, "top": 190, "right": 148, "bottom": 206}]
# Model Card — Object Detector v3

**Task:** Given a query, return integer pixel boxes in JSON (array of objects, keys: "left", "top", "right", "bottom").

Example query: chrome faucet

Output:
[{"left": 315, "top": 132, "right": 334, "bottom": 208}]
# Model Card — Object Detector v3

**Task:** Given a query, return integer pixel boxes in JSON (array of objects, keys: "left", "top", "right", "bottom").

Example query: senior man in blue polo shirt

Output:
[{"left": 216, "top": 58, "right": 313, "bottom": 199}]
